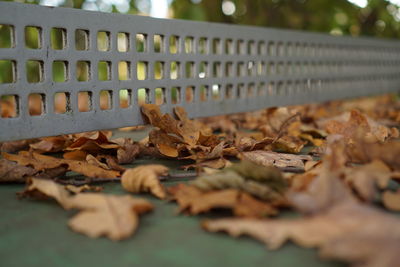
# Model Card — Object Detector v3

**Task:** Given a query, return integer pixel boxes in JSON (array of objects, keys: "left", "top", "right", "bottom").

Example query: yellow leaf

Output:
[{"left": 121, "top": 165, "right": 169, "bottom": 199}]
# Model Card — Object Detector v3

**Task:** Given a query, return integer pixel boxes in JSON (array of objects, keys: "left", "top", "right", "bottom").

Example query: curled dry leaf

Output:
[
  {"left": 20, "top": 178, "right": 153, "bottom": 241},
  {"left": 68, "top": 193, "right": 153, "bottom": 241},
  {"left": 65, "top": 184, "right": 103, "bottom": 194},
  {"left": 382, "top": 190, "right": 400, "bottom": 211},
  {"left": 30, "top": 136, "right": 70, "bottom": 153},
  {"left": 66, "top": 131, "right": 120, "bottom": 154},
  {"left": 168, "top": 184, "right": 277, "bottom": 218},
  {"left": 240, "top": 150, "right": 312, "bottom": 172},
  {"left": 0, "top": 139, "right": 37, "bottom": 153},
  {"left": 86, "top": 154, "right": 110, "bottom": 170},
  {"left": 0, "top": 158, "right": 38, "bottom": 183},
  {"left": 3, "top": 151, "right": 120, "bottom": 179},
  {"left": 121, "top": 164, "right": 169, "bottom": 199},
  {"left": 115, "top": 139, "right": 140, "bottom": 164}
]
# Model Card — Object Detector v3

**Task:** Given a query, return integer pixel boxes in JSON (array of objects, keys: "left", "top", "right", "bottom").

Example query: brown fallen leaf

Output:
[
  {"left": 30, "top": 136, "right": 70, "bottom": 153},
  {"left": 0, "top": 159, "right": 38, "bottom": 183},
  {"left": 67, "top": 193, "right": 153, "bottom": 241},
  {"left": 181, "top": 158, "right": 231, "bottom": 171},
  {"left": 168, "top": 184, "right": 277, "bottom": 218},
  {"left": 121, "top": 165, "right": 169, "bottom": 199},
  {"left": 240, "top": 150, "right": 312, "bottom": 172},
  {"left": 0, "top": 139, "right": 37, "bottom": 153},
  {"left": 20, "top": 178, "right": 153, "bottom": 241},
  {"left": 382, "top": 190, "right": 400, "bottom": 211},
  {"left": 113, "top": 138, "right": 140, "bottom": 164},
  {"left": 4, "top": 151, "right": 120, "bottom": 179},
  {"left": 86, "top": 154, "right": 110, "bottom": 170},
  {"left": 63, "top": 150, "right": 88, "bottom": 161},
  {"left": 65, "top": 184, "right": 103, "bottom": 194},
  {"left": 19, "top": 177, "right": 71, "bottom": 208},
  {"left": 66, "top": 131, "right": 120, "bottom": 154}
]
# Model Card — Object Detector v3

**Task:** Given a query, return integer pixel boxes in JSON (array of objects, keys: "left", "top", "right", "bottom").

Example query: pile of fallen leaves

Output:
[{"left": 1, "top": 94, "right": 400, "bottom": 267}]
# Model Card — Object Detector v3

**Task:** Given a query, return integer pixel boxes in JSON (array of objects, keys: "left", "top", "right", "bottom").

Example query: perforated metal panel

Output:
[{"left": 0, "top": 2, "right": 400, "bottom": 141}]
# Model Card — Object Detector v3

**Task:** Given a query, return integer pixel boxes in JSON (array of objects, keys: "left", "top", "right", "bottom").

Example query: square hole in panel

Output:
[
  {"left": 154, "top": 34, "right": 164, "bottom": 53},
  {"left": 199, "top": 37, "right": 208, "bottom": 54},
  {"left": 185, "top": 86, "right": 194, "bottom": 103},
  {"left": 170, "top": 61, "right": 180, "bottom": 80},
  {"left": 138, "top": 88, "right": 149, "bottom": 105},
  {"left": 247, "top": 83, "right": 255, "bottom": 97},
  {"left": 98, "top": 61, "right": 111, "bottom": 81},
  {"left": 212, "top": 38, "right": 221, "bottom": 54},
  {"left": 248, "top": 40, "right": 255, "bottom": 55},
  {"left": 267, "top": 62, "right": 275, "bottom": 75},
  {"left": 78, "top": 91, "right": 92, "bottom": 112},
  {"left": 118, "top": 32, "right": 129, "bottom": 52},
  {"left": 0, "top": 60, "right": 16, "bottom": 83},
  {"left": 237, "top": 62, "right": 245, "bottom": 77},
  {"left": 225, "top": 84, "right": 234, "bottom": 99},
  {"left": 199, "top": 62, "right": 208, "bottom": 78},
  {"left": 257, "top": 82, "right": 266, "bottom": 96},
  {"left": 76, "top": 61, "right": 90, "bottom": 81},
  {"left": 100, "top": 90, "right": 112, "bottom": 110},
  {"left": 257, "top": 61, "right": 265, "bottom": 76},
  {"left": 52, "top": 61, "right": 68, "bottom": 82},
  {"left": 28, "top": 93, "right": 45, "bottom": 116},
  {"left": 247, "top": 61, "right": 256, "bottom": 76},
  {"left": 225, "top": 39, "right": 233, "bottom": 54},
  {"left": 237, "top": 40, "right": 245, "bottom": 54},
  {"left": 51, "top": 28, "right": 67, "bottom": 50},
  {"left": 154, "top": 61, "right": 164, "bottom": 80},
  {"left": 185, "top": 62, "right": 194, "bottom": 78},
  {"left": 277, "top": 62, "right": 285, "bottom": 74},
  {"left": 212, "top": 62, "right": 221, "bottom": 78},
  {"left": 212, "top": 84, "right": 221, "bottom": 101},
  {"left": 0, "top": 24, "right": 14, "bottom": 48},
  {"left": 237, "top": 83, "right": 244, "bottom": 98},
  {"left": 119, "top": 89, "right": 132, "bottom": 108},
  {"left": 25, "top": 26, "right": 41, "bottom": 49},
  {"left": 155, "top": 87, "right": 166, "bottom": 105},
  {"left": 169, "top": 35, "right": 179, "bottom": 54},
  {"left": 258, "top": 41, "right": 266, "bottom": 55},
  {"left": 171, "top": 87, "right": 181, "bottom": 104},
  {"left": 200, "top": 85, "right": 208, "bottom": 102},
  {"left": 26, "top": 60, "right": 43, "bottom": 83},
  {"left": 184, "top": 37, "right": 194, "bottom": 54},
  {"left": 268, "top": 82, "right": 275, "bottom": 95},
  {"left": 136, "top": 33, "right": 147, "bottom": 52},
  {"left": 268, "top": 41, "right": 276, "bottom": 56},
  {"left": 54, "top": 92, "right": 71, "bottom": 114},
  {"left": 137, "top": 61, "right": 148, "bottom": 80},
  {"left": 118, "top": 61, "right": 130, "bottom": 80},
  {"left": 0, "top": 95, "right": 19, "bottom": 118},
  {"left": 225, "top": 62, "right": 233, "bottom": 77},
  {"left": 75, "top": 29, "right": 89, "bottom": 51},
  {"left": 97, "top": 31, "right": 110, "bottom": 51},
  {"left": 277, "top": 42, "right": 285, "bottom": 56}
]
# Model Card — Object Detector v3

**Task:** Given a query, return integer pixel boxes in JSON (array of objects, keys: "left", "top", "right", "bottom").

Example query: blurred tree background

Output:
[{"left": 1, "top": 0, "right": 400, "bottom": 38}]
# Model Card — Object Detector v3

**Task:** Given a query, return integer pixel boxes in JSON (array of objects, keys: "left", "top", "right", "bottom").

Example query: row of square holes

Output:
[
  {"left": 2, "top": 71, "right": 400, "bottom": 119},
  {"left": 3, "top": 24, "right": 398, "bottom": 58},
  {"left": 2, "top": 58, "right": 394, "bottom": 84}
]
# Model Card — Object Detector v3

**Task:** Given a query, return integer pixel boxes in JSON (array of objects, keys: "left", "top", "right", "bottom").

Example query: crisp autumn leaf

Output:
[
  {"left": 30, "top": 136, "right": 70, "bottom": 153},
  {"left": 68, "top": 193, "right": 153, "bottom": 241},
  {"left": 66, "top": 131, "right": 120, "bottom": 154},
  {"left": 181, "top": 158, "right": 231, "bottom": 170},
  {"left": 86, "top": 154, "right": 110, "bottom": 170},
  {"left": 65, "top": 184, "right": 103, "bottom": 194},
  {"left": 4, "top": 151, "right": 120, "bottom": 178},
  {"left": 0, "top": 159, "right": 37, "bottom": 183},
  {"left": 168, "top": 184, "right": 277, "bottom": 218},
  {"left": 240, "top": 150, "right": 312, "bottom": 172},
  {"left": 63, "top": 150, "right": 88, "bottom": 161},
  {"left": 113, "top": 138, "right": 140, "bottom": 164},
  {"left": 20, "top": 177, "right": 71, "bottom": 208},
  {"left": 382, "top": 190, "right": 400, "bottom": 211},
  {"left": 0, "top": 139, "right": 37, "bottom": 153},
  {"left": 121, "top": 165, "right": 169, "bottom": 199},
  {"left": 20, "top": 178, "right": 153, "bottom": 241}
]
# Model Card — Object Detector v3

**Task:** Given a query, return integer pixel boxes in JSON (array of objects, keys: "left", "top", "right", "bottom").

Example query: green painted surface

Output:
[{"left": 0, "top": 130, "right": 345, "bottom": 267}]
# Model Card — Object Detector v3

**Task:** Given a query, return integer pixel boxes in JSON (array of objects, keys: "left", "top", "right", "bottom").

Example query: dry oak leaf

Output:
[
  {"left": 68, "top": 193, "right": 153, "bottom": 241},
  {"left": 30, "top": 136, "right": 70, "bottom": 153},
  {"left": 0, "top": 139, "right": 38, "bottom": 153},
  {"left": 121, "top": 165, "right": 169, "bottom": 199},
  {"left": 65, "top": 184, "right": 103, "bottom": 194},
  {"left": 20, "top": 177, "right": 71, "bottom": 208},
  {"left": 3, "top": 151, "right": 120, "bottom": 179},
  {"left": 168, "top": 184, "right": 277, "bottom": 218},
  {"left": 0, "top": 158, "right": 38, "bottom": 183},
  {"left": 66, "top": 131, "right": 120, "bottom": 154},
  {"left": 112, "top": 138, "right": 140, "bottom": 164},
  {"left": 240, "top": 150, "right": 312, "bottom": 172},
  {"left": 382, "top": 190, "right": 400, "bottom": 212}
]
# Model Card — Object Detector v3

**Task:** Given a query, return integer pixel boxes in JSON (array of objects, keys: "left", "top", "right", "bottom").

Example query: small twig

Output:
[
  {"left": 159, "top": 172, "right": 197, "bottom": 181},
  {"left": 55, "top": 177, "right": 121, "bottom": 186},
  {"left": 272, "top": 112, "right": 301, "bottom": 144}
]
